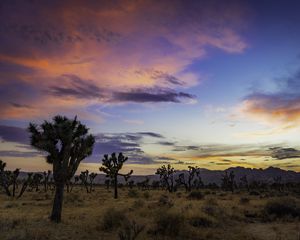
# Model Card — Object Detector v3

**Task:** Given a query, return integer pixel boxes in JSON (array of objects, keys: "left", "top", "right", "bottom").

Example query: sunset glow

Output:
[{"left": 1, "top": 0, "right": 300, "bottom": 174}]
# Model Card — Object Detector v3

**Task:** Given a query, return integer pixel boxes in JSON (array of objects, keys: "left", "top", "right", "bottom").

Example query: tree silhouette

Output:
[
  {"left": 0, "top": 159, "right": 12, "bottom": 196},
  {"left": 156, "top": 164, "right": 175, "bottom": 192},
  {"left": 28, "top": 115, "right": 95, "bottom": 222},
  {"left": 0, "top": 159, "right": 32, "bottom": 198},
  {"left": 221, "top": 171, "right": 235, "bottom": 193},
  {"left": 99, "top": 152, "right": 133, "bottom": 199}
]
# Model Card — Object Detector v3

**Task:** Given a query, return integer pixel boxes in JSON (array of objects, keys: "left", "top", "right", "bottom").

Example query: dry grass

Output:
[{"left": 0, "top": 187, "right": 299, "bottom": 240}]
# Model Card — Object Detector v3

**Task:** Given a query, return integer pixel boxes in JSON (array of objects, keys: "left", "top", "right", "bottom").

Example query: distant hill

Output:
[{"left": 18, "top": 166, "right": 300, "bottom": 185}]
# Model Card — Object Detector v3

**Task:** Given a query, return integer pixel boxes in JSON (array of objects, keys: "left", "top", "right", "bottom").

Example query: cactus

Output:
[
  {"left": 100, "top": 152, "right": 133, "bottom": 199},
  {"left": 28, "top": 115, "right": 95, "bottom": 222}
]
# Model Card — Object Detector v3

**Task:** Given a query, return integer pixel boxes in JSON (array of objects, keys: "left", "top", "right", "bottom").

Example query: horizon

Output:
[{"left": 1, "top": 0, "right": 300, "bottom": 175}]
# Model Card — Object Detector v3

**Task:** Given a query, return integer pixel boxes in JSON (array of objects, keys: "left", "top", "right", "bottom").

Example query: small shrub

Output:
[
  {"left": 187, "top": 191, "right": 204, "bottom": 200},
  {"left": 239, "top": 197, "right": 250, "bottom": 204},
  {"left": 102, "top": 208, "right": 127, "bottom": 231},
  {"left": 249, "top": 191, "right": 260, "bottom": 196},
  {"left": 152, "top": 211, "right": 184, "bottom": 237},
  {"left": 202, "top": 199, "right": 223, "bottom": 217},
  {"left": 189, "top": 215, "right": 213, "bottom": 227},
  {"left": 118, "top": 220, "right": 145, "bottom": 240},
  {"left": 143, "top": 191, "right": 150, "bottom": 199},
  {"left": 263, "top": 197, "right": 300, "bottom": 219},
  {"left": 158, "top": 194, "right": 173, "bottom": 207},
  {"left": 128, "top": 189, "right": 139, "bottom": 198},
  {"left": 132, "top": 199, "right": 145, "bottom": 209}
]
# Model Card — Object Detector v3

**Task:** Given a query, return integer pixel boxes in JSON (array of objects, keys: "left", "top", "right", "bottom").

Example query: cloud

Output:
[
  {"left": 0, "top": 0, "right": 248, "bottom": 120},
  {"left": 240, "top": 68, "right": 300, "bottom": 129},
  {"left": 137, "top": 132, "right": 164, "bottom": 138},
  {"left": 0, "top": 125, "right": 29, "bottom": 144},
  {"left": 270, "top": 147, "right": 300, "bottom": 160},
  {"left": 112, "top": 87, "right": 196, "bottom": 103},
  {"left": 0, "top": 150, "right": 41, "bottom": 158},
  {"left": 157, "top": 141, "right": 176, "bottom": 146},
  {"left": 85, "top": 131, "right": 165, "bottom": 164},
  {"left": 172, "top": 145, "right": 200, "bottom": 151},
  {"left": 48, "top": 74, "right": 104, "bottom": 99}
]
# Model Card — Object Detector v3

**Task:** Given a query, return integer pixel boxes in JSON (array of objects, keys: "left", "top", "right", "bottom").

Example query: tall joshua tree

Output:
[
  {"left": 28, "top": 115, "right": 95, "bottom": 222},
  {"left": 156, "top": 164, "right": 175, "bottom": 192},
  {"left": 100, "top": 152, "right": 133, "bottom": 199}
]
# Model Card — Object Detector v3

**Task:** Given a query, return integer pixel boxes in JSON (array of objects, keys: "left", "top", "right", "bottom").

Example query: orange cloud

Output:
[{"left": 0, "top": 0, "right": 249, "bottom": 120}]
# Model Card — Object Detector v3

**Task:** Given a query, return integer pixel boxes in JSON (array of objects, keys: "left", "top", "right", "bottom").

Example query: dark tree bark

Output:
[
  {"left": 51, "top": 182, "right": 64, "bottom": 223},
  {"left": 114, "top": 175, "right": 118, "bottom": 199}
]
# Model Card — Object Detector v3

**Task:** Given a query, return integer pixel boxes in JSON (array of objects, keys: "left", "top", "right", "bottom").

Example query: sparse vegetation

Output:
[{"left": 1, "top": 159, "right": 299, "bottom": 239}]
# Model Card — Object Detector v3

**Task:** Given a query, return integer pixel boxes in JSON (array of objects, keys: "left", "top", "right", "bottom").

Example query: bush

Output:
[
  {"left": 239, "top": 197, "right": 250, "bottom": 204},
  {"left": 263, "top": 197, "right": 300, "bottom": 219},
  {"left": 189, "top": 215, "right": 213, "bottom": 227},
  {"left": 188, "top": 191, "right": 204, "bottom": 200},
  {"left": 152, "top": 211, "right": 184, "bottom": 237},
  {"left": 102, "top": 208, "right": 127, "bottom": 231},
  {"left": 118, "top": 220, "right": 145, "bottom": 240},
  {"left": 132, "top": 199, "right": 145, "bottom": 209},
  {"left": 143, "top": 191, "right": 150, "bottom": 199},
  {"left": 128, "top": 189, "right": 139, "bottom": 198},
  {"left": 249, "top": 191, "right": 260, "bottom": 196},
  {"left": 158, "top": 194, "right": 173, "bottom": 207}
]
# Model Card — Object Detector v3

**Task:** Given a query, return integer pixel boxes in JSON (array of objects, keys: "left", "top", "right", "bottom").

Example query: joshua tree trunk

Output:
[
  {"left": 51, "top": 181, "right": 64, "bottom": 222},
  {"left": 114, "top": 175, "right": 118, "bottom": 199}
]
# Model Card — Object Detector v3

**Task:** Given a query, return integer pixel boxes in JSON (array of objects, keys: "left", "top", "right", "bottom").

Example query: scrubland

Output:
[{"left": 0, "top": 187, "right": 299, "bottom": 240}]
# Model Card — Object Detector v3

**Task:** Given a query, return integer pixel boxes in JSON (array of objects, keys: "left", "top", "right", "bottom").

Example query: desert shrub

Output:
[
  {"left": 152, "top": 211, "right": 184, "bottom": 237},
  {"left": 102, "top": 208, "right": 128, "bottom": 231},
  {"left": 0, "top": 218, "right": 25, "bottom": 232},
  {"left": 118, "top": 220, "right": 145, "bottom": 240},
  {"left": 187, "top": 191, "right": 204, "bottom": 200},
  {"left": 64, "top": 192, "right": 83, "bottom": 203},
  {"left": 143, "top": 191, "right": 150, "bottom": 199},
  {"left": 263, "top": 197, "right": 300, "bottom": 219},
  {"left": 132, "top": 199, "right": 145, "bottom": 209},
  {"left": 158, "top": 194, "right": 173, "bottom": 207},
  {"left": 239, "top": 197, "right": 250, "bottom": 204},
  {"left": 202, "top": 199, "right": 224, "bottom": 218},
  {"left": 176, "top": 192, "right": 182, "bottom": 198},
  {"left": 249, "top": 190, "right": 260, "bottom": 196},
  {"left": 128, "top": 189, "right": 139, "bottom": 198},
  {"left": 189, "top": 215, "right": 213, "bottom": 228}
]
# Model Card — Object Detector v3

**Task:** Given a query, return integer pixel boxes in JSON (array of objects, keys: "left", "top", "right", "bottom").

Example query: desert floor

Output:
[{"left": 0, "top": 187, "right": 299, "bottom": 240}]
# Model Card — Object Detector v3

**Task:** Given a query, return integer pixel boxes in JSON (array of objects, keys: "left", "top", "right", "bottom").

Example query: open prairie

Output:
[{"left": 1, "top": 186, "right": 299, "bottom": 240}]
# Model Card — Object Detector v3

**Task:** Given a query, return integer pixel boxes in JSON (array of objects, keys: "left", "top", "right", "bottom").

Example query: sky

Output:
[{"left": 0, "top": 0, "right": 300, "bottom": 174}]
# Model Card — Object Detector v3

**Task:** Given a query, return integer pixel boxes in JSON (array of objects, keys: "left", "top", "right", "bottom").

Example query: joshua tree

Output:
[
  {"left": 0, "top": 160, "right": 12, "bottom": 196},
  {"left": 240, "top": 175, "right": 250, "bottom": 192},
  {"left": 104, "top": 179, "right": 110, "bottom": 190},
  {"left": 28, "top": 115, "right": 95, "bottom": 222},
  {"left": 156, "top": 164, "right": 175, "bottom": 192},
  {"left": 89, "top": 172, "right": 97, "bottom": 192},
  {"left": 175, "top": 166, "right": 203, "bottom": 192},
  {"left": 79, "top": 170, "right": 97, "bottom": 193},
  {"left": 79, "top": 170, "right": 90, "bottom": 193},
  {"left": 17, "top": 173, "right": 34, "bottom": 198},
  {"left": 221, "top": 171, "right": 236, "bottom": 193},
  {"left": 99, "top": 152, "right": 133, "bottom": 199},
  {"left": 11, "top": 168, "right": 20, "bottom": 197},
  {"left": 43, "top": 170, "right": 51, "bottom": 192},
  {"left": 30, "top": 173, "right": 43, "bottom": 192},
  {"left": 0, "top": 160, "right": 32, "bottom": 198}
]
